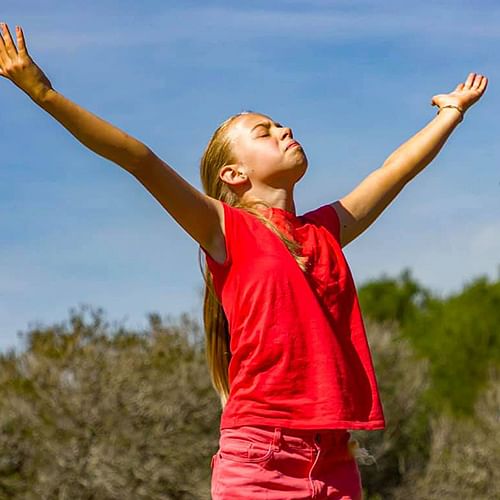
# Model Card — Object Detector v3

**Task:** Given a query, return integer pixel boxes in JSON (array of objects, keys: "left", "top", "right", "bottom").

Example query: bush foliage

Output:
[{"left": 0, "top": 269, "right": 498, "bottom": 499}]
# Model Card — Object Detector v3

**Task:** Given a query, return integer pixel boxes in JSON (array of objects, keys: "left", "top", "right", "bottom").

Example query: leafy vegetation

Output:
[{"left": 0, "top": 269, "right": 498, "bottom": 499}]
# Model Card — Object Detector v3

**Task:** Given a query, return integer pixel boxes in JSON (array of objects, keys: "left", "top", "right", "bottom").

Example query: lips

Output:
[{"left": 285, "top": 141, "right": 301, "bottom": 151}]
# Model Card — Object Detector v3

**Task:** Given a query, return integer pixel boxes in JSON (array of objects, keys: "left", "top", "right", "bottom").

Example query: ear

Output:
[{"left": 219, "top": 163, "right": 248, "bottom": 186}]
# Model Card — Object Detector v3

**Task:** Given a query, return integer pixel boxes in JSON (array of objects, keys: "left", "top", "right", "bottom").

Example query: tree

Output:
[
  {"left": 358, "top": 267, "right": 433, "bottom": 329},
  {"left": 0, "top": 304, "right": 220, "bottom": 499}
]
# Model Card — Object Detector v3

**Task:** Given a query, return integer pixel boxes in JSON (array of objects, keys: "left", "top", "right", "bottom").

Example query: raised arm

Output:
[
  {"left": 332, "top": 72, "right": 488, "bottom": 248},
  {"left": 0, "top": 23, "right": 223, "bottom": 254}
]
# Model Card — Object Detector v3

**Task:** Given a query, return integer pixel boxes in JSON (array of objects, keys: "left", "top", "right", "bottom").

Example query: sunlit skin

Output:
[
  {"left": 219, "top": 113, "right": 308, "bottom": 215},
  {"left": 0, "top": 22, "right": 489, "bottom": 249}
]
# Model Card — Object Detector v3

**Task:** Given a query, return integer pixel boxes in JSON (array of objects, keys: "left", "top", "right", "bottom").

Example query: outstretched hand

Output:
[
  {"left": 0, "top": 23, "right": 53, "bottom": 101},
  {"left": 431, "top": 72, "right": 488, "bottom": 116}
]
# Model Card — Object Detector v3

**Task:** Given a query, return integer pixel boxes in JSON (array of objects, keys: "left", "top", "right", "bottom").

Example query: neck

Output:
[{"left": 240, "top": 190, "right": 296, "bottom": 215}]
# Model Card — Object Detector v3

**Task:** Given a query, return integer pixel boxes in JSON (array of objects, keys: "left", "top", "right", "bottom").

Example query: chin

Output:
[
  {"left": 293, "top": 160, "right": 308, "bottom": 182},
  {"left": 298, "top": 155, "right": 308, "bottom": 171}
]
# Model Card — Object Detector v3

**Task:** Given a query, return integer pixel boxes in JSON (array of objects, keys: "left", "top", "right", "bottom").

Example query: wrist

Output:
[
  {"left": 28, "top": 85, "right": 54, "bottom": 106},
  {"left": 436, "top": 105, "right": 464, "bottom": 124}
]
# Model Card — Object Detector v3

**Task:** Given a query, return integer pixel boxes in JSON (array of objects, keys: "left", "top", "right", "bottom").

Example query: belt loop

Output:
[{"left": 272, "top": 427, "right": 282, "bottom": 451}]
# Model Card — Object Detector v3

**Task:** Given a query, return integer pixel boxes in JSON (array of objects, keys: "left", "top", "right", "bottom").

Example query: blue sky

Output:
[{"left": 1, "top": 1, "right": 499, "bottom": 352}]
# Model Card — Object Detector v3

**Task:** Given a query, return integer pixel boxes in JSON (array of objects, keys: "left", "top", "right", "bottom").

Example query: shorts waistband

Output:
[{"left": 221, "top": 424, "right": 351, "bottom": 449}]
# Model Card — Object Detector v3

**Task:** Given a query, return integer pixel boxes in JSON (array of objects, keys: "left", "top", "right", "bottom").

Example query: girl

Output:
[{"left": 0, "top": 22, "right": 488, "bottom": 500}]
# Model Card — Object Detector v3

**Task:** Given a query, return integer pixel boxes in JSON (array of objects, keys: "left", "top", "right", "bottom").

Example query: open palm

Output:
[
  {"left": 431, "top": 72, "right": 488, "bottom": 115},
  {"left": 0, "top": 23, "right": 52, "bottom": 101}
]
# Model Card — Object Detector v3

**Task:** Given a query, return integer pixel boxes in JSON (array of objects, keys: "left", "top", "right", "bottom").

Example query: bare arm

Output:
[
  {"left": 36, "top": 88, "right": 150, "bottom": 172},
  {"left": 0, "top": 23, "right": 148, "bottom": 170},
  {"left": 333, "top": 108, "right": 461, "bottom": 247},
  {"left": 332, "top": 73, "right": 488, "bottom": 247},
  {"left": 0, "top": 23, "right": 223, "bottom": 254},
  {"left": 36, "top": 90, "right": 224, "bottom": 251}
]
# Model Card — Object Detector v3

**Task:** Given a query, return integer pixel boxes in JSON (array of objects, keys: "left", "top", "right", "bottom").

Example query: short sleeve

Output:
[
  {"left": 199, "top": 200, "right": 234, "bottom": 271},
  {"left": 303, "top": 202, "right": 341, "bottom": 242}
]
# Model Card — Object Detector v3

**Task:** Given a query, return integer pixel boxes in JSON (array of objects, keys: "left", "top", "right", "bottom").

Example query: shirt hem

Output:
[{"left": 220, "top": 416, "right": 386, "bottom": 431}]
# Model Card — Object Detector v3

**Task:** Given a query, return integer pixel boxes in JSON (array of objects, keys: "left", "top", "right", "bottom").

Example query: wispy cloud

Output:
[
  {"left": 7, "top": 2, "right": 500, "bottom": 54},
  {"left": 1, "top": 0, "right": 497, "bottom": 353}
]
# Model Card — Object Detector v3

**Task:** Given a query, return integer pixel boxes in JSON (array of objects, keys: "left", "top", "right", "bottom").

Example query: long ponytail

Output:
[{"left": 198, "top": 112, "right": 307, "bottom": 408}]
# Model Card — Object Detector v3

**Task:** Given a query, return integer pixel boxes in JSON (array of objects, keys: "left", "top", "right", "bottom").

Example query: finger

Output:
[
  {"left": 477, "top": 76, "right": 488, "bottom": 94},
  {"left": 464, "top": 72, "right": 475, "bottom": 88},
  {"left": 16, "top": 25, "right": 29, "bottom": 57},
  {"left": 0, "top": 34, "right": 8, "bottom": 67},
  {"left": 0, "top": 23, "right": 19, "bottom": 59},
  {"left": 455, "top": 83, "right": 465, "bottom": 92},
  {"left": 472, "top": 74, "right": 483, "bottom": 89}
]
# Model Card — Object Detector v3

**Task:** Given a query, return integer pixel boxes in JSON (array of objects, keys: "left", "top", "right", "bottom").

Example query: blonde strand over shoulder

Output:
[
  {"left": 232, "top": 198, "right": 309, "bottom": 273},
  {"left": 197, "top": 111, "right": 308, "bottom": 409}
]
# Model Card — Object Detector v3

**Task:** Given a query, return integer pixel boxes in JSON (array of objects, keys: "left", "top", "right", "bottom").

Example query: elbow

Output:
[{"left": 119, "top": 142, "right": 153, "bottom": 175}]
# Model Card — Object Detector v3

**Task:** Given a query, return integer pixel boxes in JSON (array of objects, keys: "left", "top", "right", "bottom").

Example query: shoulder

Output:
[
  {"left": 302, "top": 202, "right": 342, "bottom": 244},
  {"left": 200, "top": 200, "right": 258, "bottom": 267}
]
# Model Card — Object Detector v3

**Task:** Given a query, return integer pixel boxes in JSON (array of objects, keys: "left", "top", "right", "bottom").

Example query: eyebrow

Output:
[{"left": 250, "top": 121, "right": 283, "bottom": 133}]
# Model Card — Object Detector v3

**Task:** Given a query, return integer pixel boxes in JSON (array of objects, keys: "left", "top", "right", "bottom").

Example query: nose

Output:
[{"left": 280, "top": 126, "right": 293, "bottom": 140}]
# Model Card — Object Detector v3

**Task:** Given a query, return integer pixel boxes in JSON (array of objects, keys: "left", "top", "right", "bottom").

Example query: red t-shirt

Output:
[{"left": 200, "top": 201, "right": 386, "bottom": 431}]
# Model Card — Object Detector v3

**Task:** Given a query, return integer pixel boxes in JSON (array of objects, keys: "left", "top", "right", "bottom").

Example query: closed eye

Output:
[{"left": 251, "top": 120, "right": 284, "bottom": 138}]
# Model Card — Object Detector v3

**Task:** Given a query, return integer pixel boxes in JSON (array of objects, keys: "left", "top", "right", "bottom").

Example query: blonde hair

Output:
[{"left": 198, "top": 111, "right": 308, "bottom": 408}]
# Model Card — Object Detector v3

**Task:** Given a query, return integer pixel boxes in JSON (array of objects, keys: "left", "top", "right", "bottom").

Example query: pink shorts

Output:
[{"left": 210, "top": 425, "right": 363, "bottom": 499}]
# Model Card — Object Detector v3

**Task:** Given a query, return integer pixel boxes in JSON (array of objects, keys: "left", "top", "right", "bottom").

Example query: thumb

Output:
[{"left": 455, "top": 82, "right": 465, "bottom": 92}]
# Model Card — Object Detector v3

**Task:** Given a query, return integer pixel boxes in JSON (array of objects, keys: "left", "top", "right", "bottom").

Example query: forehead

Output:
[{"left": 227, "top": 113, "right": 275, "bottom": 140}]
